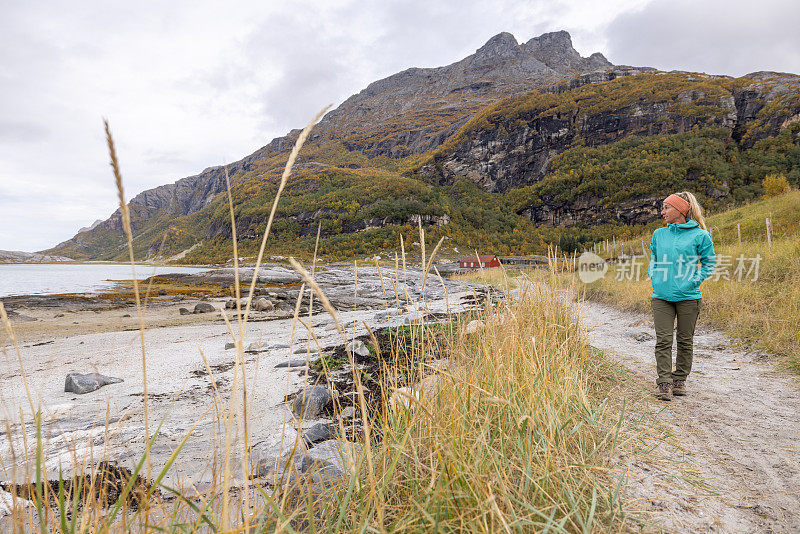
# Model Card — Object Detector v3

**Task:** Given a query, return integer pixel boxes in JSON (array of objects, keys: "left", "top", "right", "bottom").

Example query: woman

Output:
[{"left": 648, "top": 191, "right": 716, "bottom": 401}]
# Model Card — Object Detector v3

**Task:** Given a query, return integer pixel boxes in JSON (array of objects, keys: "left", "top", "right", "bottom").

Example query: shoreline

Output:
[{"left": 0, "top": 264, "right": 489, "bottom": 490}]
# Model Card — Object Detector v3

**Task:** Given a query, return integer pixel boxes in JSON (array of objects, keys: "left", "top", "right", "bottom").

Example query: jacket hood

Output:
[{"left": 667, "top": 218, "right": 699, "bottom": 232}]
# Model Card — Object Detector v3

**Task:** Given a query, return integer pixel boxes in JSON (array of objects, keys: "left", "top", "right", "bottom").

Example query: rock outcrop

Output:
[{"left": 416, "top": 71, "right": 800, "bottom": 226}]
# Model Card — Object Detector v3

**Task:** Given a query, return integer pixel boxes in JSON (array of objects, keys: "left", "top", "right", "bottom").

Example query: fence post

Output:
[
  {"left": 737, "top": 223, "right": 741, "bottom": 245},
  {"left": 766, "top": 217, "right": 772, "bottom": 253}
]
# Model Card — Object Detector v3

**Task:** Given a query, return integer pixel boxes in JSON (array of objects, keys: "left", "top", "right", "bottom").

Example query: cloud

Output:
[
  {"left": 605, "top": 0, "right": 800, "bottom": 76},
  {"left": 0, "top": 121, "right": 50, "bottom": 143}
]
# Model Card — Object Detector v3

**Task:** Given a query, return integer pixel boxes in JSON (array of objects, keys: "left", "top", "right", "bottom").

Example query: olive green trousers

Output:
[{"left": 651, "top": 298, "right": 702, "bottom": 385}]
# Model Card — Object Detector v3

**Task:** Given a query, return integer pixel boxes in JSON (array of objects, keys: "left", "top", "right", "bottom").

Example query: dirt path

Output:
[{"left": 579, "top": 299, "right": 800, "bottom": 532}]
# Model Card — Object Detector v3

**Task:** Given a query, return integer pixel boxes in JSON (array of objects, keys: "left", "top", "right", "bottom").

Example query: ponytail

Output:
[{"left": 676, "top": 191, "right": 708, "bottom": 231}]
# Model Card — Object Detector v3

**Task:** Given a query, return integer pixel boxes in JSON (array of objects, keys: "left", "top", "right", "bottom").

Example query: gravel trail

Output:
[{"left": 580, "top": 299, "right": 800, "bottom": 532}]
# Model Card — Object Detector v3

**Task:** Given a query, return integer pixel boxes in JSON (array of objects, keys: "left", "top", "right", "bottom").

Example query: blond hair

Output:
[{"left": 674, "top": 191, "right": 708, "bottom": 231}]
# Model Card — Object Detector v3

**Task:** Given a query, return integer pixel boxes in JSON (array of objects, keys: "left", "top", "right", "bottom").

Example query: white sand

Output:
[{"left": 1, "top": 287, "right": 476, "bottom": 488}]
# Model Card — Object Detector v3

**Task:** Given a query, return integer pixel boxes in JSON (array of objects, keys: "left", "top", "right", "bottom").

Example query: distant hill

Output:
[
  {"left": 45, "top": 31, "right": 800, "bottom": 263},
  {"left": 0, "top": 250, "right": 73, "bottom": 263}
]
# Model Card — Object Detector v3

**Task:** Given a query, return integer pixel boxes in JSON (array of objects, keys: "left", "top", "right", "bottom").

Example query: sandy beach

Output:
[{"left": 0, "top": 264, "right": 485, "bottom": 491}]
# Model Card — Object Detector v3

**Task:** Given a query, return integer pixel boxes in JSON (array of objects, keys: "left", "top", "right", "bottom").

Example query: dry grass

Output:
[{"left": 451, "top": 266, "right": 523, "bottom": 291}]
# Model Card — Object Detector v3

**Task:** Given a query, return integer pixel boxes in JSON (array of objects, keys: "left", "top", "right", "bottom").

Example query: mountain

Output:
[
  {"left": 45, "top": 31, "right": 800, "bottom": 262},
  {"left": 312, "top": 31, "right": 615, "bottom": 158},
  {"left": 77, "top": 219, "right": 104, "bottom": 234}
]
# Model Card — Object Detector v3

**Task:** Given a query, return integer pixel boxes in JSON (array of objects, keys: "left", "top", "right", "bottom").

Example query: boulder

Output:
[
  {"left": 307, "top": 439, "right": 362, "bottom": 473},
  {"left": 251, "top": 436, "right": 311, "bottom": 484},
  {"left": 292, "top": 385, "right": 333, "bottom": 419},
  {"left": 417, "top": 374, "right": 441, "bottom": 400},
  {"left": 0, "top": 488, "right": 34, "bottom": 518},
  {"left": 346, "top": 339, "right": 370, "bottom": 357},
  {"left": 179, "top": 307, "right": 191, "bottom": 315},
  {"left": 65, "top": 373, "right": 123, "bottom": 394},
  {"left": 464, "top": 319, "right": 484, "bottom": 334},
  {"left": 340, "top": 406, "right": 356, "bottom": 420},
  {"left": 303, "top": 422, "right": 333, "bottom": 445},
  {"left": 253, "top": 448, "right": 342, "bottom": 486},
  {"left": 253, "top": 297, "right": 274, "bottom": 312},
  {"left": 250, "top": 431, "right": 343, "bottom": 486},
  {"left": 193, "top": 303, "right": 215, "bottom": 314}
]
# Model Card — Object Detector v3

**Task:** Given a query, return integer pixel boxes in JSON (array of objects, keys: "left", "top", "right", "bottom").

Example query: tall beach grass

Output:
[{"left": 1, "top": 116, "right": 637, "bottom": 532}]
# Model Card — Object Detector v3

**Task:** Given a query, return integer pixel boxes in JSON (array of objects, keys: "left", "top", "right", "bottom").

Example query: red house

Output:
[{"left": 459, "top": 254, "right": 501, "bottom": 269}]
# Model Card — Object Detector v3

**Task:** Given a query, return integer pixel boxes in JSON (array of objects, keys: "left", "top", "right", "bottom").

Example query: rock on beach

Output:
[
  {"left": 64, "top": 373, "right": 123, "bottom": 394},
  {"left": 303, "top": 422, "right": 334, "bottom": 445},
  {"left": 292, "top": 385, "right": 333, "bottom": 419},
  {"left": 193, "top": 303, "right": 216, "bottom": 314},
  {"left": 346, "top": 339, "right": 370, "bottom": 357},
  {"left": 276, "top": 358, "right": 308, "bottom": 369},
  {"left": 307, "top": 439, "right": 363, "bottom": 474},
  {"left": 253, "top": 297, "right": 274, "bottom": 311}
]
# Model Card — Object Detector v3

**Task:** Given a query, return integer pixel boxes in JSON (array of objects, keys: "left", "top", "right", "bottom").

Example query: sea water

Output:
[{"left": 0, "top": 263, "right": 209, "bottom": 298}]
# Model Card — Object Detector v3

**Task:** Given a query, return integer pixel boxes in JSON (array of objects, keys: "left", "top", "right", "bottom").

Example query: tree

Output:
[{"left": 763, "top": 173, "right": 791, "bottom": 197}]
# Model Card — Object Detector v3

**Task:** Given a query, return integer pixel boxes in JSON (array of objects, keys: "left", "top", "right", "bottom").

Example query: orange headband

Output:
[{"left": 664, "top": 194, "right": 690, "bottom": 216}]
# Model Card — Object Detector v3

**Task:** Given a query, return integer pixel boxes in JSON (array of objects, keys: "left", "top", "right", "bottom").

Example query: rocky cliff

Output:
[{"left": 415, "top": 71, "right": 800, "bottom": 226}]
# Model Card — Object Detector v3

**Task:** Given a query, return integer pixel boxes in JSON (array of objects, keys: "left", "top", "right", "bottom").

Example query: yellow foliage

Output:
[{"left": 762, "top": 173, "right": 791, "bottom": 197}]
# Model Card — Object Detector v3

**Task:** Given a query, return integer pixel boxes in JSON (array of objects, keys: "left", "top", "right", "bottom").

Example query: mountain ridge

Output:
[
  {"left": 44, "top": 31, "right": 800, "bottom": 262},
  {"left": 47, "top": 30, "right": 614, "bottom": 256}
]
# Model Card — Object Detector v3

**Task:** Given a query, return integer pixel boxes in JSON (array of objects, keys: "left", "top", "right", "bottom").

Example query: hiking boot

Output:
[
  {"left": 656, "top": 382, "right": 672, "bottom": 401},
  {"left": 672, "top": 380, "right": 686, "bottom": 396}
]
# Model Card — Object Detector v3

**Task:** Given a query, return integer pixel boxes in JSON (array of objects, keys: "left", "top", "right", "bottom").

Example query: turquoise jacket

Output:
[{"left": 648, "top": 218, "right": 716, "bottom": 301}]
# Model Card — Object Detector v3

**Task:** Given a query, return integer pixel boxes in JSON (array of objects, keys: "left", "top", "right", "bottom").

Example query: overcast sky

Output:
[{"left": 1, "top": 0, "right": 798, "bottom": 252}]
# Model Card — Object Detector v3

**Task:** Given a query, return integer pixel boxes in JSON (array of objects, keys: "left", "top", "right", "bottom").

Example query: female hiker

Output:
[{"left": 648, "top": 191, "right": 716, "bottom": 401}]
